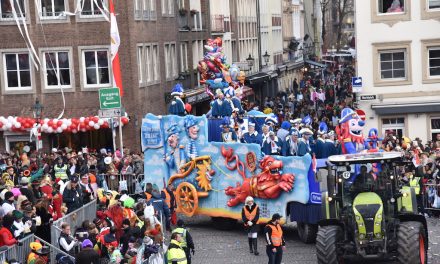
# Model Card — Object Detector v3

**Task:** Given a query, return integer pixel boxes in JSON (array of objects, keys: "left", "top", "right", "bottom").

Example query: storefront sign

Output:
[
  {"left": 360, "top": 94, "right": 377, "bottom": 101},
  {"left": 141, "top": 119, "right": 163, "bottom": 151}
]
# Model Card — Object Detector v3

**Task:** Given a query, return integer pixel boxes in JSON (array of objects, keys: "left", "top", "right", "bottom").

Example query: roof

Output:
[{"left": 328, "top": 152, "right": 402, "bottom": 165}]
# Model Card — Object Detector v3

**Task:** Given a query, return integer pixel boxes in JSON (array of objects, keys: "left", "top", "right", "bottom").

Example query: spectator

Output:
[
  {"left": 75, "top": 239, "right": 100, "bottom": 264},
  {"left": 2, "top": 191, "right": 15, "bottom": 215},
  {"left": 0, "top": 215, "right": 17, "bottom": 246},
  {"left": 59, "top": 223, "right": 78, "bottom": 255},
  {"left": 63, "top": 175, "right": 84, "bottom": 213},
  {"left": 150, "top": 185, "right": 171, "bottom": 231}
]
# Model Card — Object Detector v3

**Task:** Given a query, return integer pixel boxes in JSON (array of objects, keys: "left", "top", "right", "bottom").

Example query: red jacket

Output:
[
  {"left": 0, "top": 227, "right": 16, "bottom": 246},
  {"left": 52, "top": 193, "right": 63, "bottom": 220}
]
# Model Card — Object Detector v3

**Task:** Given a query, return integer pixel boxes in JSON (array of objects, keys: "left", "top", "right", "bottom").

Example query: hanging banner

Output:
[{"left": 141, "top": 118, "right": 163, "bottom": 151}]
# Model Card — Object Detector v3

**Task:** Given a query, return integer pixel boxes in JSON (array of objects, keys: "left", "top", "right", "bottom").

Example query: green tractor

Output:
[{"left": 315, "top": 152, "right": 428, "bottom": 264}]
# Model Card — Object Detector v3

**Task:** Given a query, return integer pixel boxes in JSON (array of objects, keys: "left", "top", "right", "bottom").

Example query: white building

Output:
[
  {"left": 356, "top": 0, "right": 440, "bottom": 143},
  {"left": 259, "top": 0, "right": 283, "bottom": 66},
  {"left": 209, "top": 0, "right": 232, "bottom": 61}
]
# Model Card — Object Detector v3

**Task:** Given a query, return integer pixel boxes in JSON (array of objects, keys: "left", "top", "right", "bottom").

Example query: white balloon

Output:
[
  {"left": 98, "top": 119, "right": 104, "bottom": 125},
  {"left": 47, "top": 127, "right": 54, "bottom": 133},
  {"left": 88, "top": 121, "right": 95, "bottom": 127},
  {"left": 93, "top": 124, "right": 100, "bottom": 130},
  {"left": 44, "top": 118, "right": 50, "bottom": 123},
  {"left": 7, "top": 116, "right": 14, "bottom": 122},
  {"left": 79, "top": 117, "right": 85, "bottom": 122},
  {"left": 56, "top": 127, "right": 63, "bottom": 133},
  {"left": 66, "top": 119, "right": 72, "bottom": 126},
  {"left": 42, "top": 124, "right": 49, "bottom": 130},
  {"left": 0, "top": 116, "right": 5, "bottom": 122},
  {"left": 61, "top": 124, "right": 68, "bottom": 130},
  {"left": 53, "top": 118, "right": 58, "bottom": 124},
  {"left": 14, "top": 122, "right": 21, "bottom": 128},
  {"left": 5, "top": 123, "right": 12, "bottom": 129},
  {"left": 72, "top": 129, "right": 78, "bottom": 134}
]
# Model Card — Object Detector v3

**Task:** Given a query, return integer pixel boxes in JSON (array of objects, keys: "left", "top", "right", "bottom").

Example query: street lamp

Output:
[
  {"left": 246, "top": 53, "right": 255, "bottom": 71},
  {"left": 263, "top": 51, "right": 270, "bottom": 66}
]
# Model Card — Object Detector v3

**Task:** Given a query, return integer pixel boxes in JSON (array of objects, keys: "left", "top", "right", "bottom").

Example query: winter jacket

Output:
[
  {"left": 63, "top": 182, "right": 84, "bottom": 213},
  {"left": 150, "top": 192, "right": 170, "bottom": 220},
  {"left": 75, "top": 247, "right": 100, "bottom": 264},
  {"left": 0, "top": 227, "right": 16, "bottom": 246}
]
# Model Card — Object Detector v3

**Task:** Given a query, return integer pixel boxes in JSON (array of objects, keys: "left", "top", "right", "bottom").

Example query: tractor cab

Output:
[{"left": 316, "top": 152, "right": 428, "bottom": 264}]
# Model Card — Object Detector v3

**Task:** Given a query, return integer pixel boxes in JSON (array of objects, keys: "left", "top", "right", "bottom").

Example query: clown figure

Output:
[
  {"left": 164, "top": 125, "right": 187, "bottom": 173},
  {"left": 336, "top": 108, "right": 365, "bottom": 154},
  {"left": 184, "top": 116, "right": 200, "bottom": 160},
  {"left": 168, "top": 84, "right": 186, "bottom": 116}
]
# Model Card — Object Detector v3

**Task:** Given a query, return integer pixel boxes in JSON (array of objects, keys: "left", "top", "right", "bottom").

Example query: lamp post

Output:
[
  {"left": 246, "top": 53, "right": 255, "bottom": 72},
  {"left": 262, "top": 51, "right": 270, "bottom": 66},
  {"left": 32, "top": 98, "right": 43, "bottom": 152}
]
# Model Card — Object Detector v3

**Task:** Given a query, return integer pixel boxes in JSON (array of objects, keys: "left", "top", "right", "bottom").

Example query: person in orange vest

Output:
[
  {"left": 264, "top": 213, "right": 285, "bottom": 264},
  {"left": 241, "top": 196, "right": 260, "bottom": 255},
  {"left": 162, "top": 183, "right": 177, "bottom": 226}
]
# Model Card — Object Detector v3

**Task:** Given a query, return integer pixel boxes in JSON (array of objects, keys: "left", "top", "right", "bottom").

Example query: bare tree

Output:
[
  {"left": 320, "top": 0, "right": 331, "bottom": 51},
  {"left": 335, "top": 0, "right": 353, "bottom": 51}
]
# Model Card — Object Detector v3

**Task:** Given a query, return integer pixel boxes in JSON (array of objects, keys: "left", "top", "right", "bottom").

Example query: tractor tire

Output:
[
  {"left": 316, "top": 225, "right": 344, "bottom": 264},
  {"left": 297, "top": 222, "right": 318, "bottom": 243},
  {"left": 397, "top": 221, "right": 427, "bottom": 264}
]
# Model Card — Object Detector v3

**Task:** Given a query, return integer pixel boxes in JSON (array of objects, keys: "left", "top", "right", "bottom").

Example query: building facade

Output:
[
  {"left": 356, "top": 0, "right": 440, "bottom": 143},
  {"left": 0, "top": 0, "right": 209, "bottom": 152}
]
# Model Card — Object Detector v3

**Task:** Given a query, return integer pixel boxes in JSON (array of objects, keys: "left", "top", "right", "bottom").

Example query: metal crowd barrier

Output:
[
  {"left": 425, "top": 182, "right": 440, "bottom": 211},
  {"left": 51, "top": 199, "right": 98, "bottom": 249},
  {"left": 0, "top": 234, "right": 74, "bottom": 264},
  {"left": 136, "top": 212, "right": 167, "bottom": 264},
  {"left": 98, "top": 173, "right": 145, "bottom": 194}
]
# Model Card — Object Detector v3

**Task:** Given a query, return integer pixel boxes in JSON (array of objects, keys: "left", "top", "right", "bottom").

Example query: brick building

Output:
[{"left": 0, "top": 0, "right": 209, "bottom": 152}]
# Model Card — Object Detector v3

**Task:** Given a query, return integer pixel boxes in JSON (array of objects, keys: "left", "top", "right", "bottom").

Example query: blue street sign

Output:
[{"left": 352, "top": 77, "right": 362, "bottom": 87}]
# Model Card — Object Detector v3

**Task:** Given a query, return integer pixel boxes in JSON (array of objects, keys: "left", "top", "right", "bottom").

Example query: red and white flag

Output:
[{"left": 110, "top": 0, "right": 123, "bottom": 96}]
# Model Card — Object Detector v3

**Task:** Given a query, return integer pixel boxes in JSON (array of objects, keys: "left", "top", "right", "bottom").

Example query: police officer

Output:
[
  {"left": 167, "top": 232, "right": 187, "bottom": 264},
  {"left": 172, "top": 219, "right": 194, "bottom": 264},
  {"left": 264, "top": 214, "right": 285, "bottom": 264},
  {"left": 242, "top": 196, "right": 259, "bottom": 255}
]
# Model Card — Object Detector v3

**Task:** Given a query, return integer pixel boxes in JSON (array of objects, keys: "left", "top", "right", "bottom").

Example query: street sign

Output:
[
  {"left": 352, "top": 77, "right": 362, "bottom": 93},
  {"left": 360, "top": 94, "right": 377, "bottom": 101},
  {"left": 99, "top": 88, "right": 121, "bottom": 109},
  {"left": 356, "top": 109, "right": 366, "bottom": 121},
  {"left": 98, "top": 108, "right": 122, "bottom": 118}
]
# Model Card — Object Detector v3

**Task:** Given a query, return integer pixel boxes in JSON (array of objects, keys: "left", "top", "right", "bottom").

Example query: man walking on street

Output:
[
  {"left": 172, "top": 219, "right": 195, "bottom": 264},
  {"left": 241, "top": 196, "right": 260, "bottom": 255},
  {"left": 167, "top": 232, "right": 187, "bottom": 264},
  {"left": 264, "top": 213, "right": 285, "bottom": 264}
]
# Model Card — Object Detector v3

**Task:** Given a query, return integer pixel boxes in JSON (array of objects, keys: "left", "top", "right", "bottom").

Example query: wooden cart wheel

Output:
[{"left": 176, "top": 182, "right": 199, "bottom": 217}]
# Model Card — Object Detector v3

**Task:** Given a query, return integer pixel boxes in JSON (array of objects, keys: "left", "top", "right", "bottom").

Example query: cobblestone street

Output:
[{"left": 182, "top": 216, "right": 440, "bottom": 264}]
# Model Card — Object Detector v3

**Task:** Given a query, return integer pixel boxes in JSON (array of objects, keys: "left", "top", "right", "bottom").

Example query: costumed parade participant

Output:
[
  {"left": 220, "top": 117, "right": 237, "bottom": 143},
  {"left": 211, "top": 89, "right": 231, "bottom": 118},
  {"left": 315, "top": 122, "right": 328, "bottom": 159},
  {"left": 297, "top": 128, "right": 313, "bottom": 156},
  {"left": 242, "top": 196, "right": 260, "bottom": 256},
  {"left": 241, "top": 120, "right": 262, "bottom": 145},
  {"left": 262, "top": 131, "right": 282, "bottom": 155},
  {"left": 168, "top": 84, "right": 186, "bottom": 116},
  {"left": 282, "top": 128, "right": 299, "bottom": 156}
]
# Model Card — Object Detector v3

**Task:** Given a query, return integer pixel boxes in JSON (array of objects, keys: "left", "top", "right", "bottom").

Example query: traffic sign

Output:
[
  {"left": 356, "top": 109, "right": 366, "bottom": 121},
  {"left": 360, "top": 94, "right": 377, "bottom": 101},
  {"left": 99, "top": 88, "right": 121, "bottom": 109},
  {"left": 98, "top": 108, "right": 122, "bottom": 118},
  {"left": 352, "top": 77, "right": 362, "bottom": 93}
]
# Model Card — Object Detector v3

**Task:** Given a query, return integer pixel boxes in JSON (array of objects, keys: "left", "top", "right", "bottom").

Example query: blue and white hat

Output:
[
  {"left": 248, "top": 118, "right": 256, "bottom": 127},
  {"left": 184, "top": 115, "right": 198, "bottom": 131},
  {"left": 302, "top": 115, "right": 312, "bottom": 127},
  {"left": 224, "top": 87, "right": 235, "bottom": 98},
  {"left": 166, "top": 124, "right": 180, "bottom": 139},
  {"left": 299, "top": 127, "right": 313, "bottom": 136},
  {"left": 318, "top": 122, "right": 328, "bottom": 135},
  {"left": 215, "top": 88, "right": 224, "bottom": 97},
  {"left": 289, "top": 128, "right": 299, "bottom": 137},
  {"left": 290, "top": 118, "right": 302, "bottom": 125},
  {"left": 171, "top": 83, "right": 184, "bottom": 96},
  {"left": 265, "top": 114, "right": 278, "bottom": 126},
  {"left": 339, "top": 108, "right": 359, "bottom": 124},
  {"left": 220, "top": 117, "right": 232, "bottom": 128}
]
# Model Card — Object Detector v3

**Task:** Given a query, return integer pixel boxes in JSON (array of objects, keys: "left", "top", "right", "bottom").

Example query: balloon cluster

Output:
[
  {"left": 0, "top": 116, "right": 129, "bottom": 134},
  {"left": 198, "top": 37, "right": 246, "bottom": 99}
]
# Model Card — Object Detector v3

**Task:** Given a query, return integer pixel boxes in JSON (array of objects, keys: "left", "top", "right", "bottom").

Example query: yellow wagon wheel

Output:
[{"left": 176, "top": 182, "right": 199, "bottom": 217}]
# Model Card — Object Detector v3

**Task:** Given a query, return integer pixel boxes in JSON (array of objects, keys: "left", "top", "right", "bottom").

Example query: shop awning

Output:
[
  {"left": 184, "top": 87, "right": 210, "bottom": 104},
  {"left": 285, "top": 60, "right": 304, "bottom": 70},
  {"left": 246, "top": 72, "right": 270, "bottom": 84},
  {"left": 305, "top": 60, "right": 327, "bottom": 68},
  {"left": 371, "top": 101, "right": 440, "bottom": 115},
  {"left": 242, "top": 86, "right": 254, "bottom": 97}
]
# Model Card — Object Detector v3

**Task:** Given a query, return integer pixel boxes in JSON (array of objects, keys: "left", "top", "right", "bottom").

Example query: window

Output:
[
  {"left": 43, "top": 51, "right": 71, "bottom": 89},
  {"left": 380, "top": 50, "right": 406, "bottom": 79},
  {"left": 421, "top": 40, "right": 440, "bottom": 83},
  {"left": 421, "top": 0, "right": 440, "bottom": 20},
  {"left": 137, "top": 43, "right": 159, "bottom": 86},
  {"left": 82, "top": 49, "right": 110, "bottom": 88},
  {"left": 134, "top": 0, "right": 156, "bottom": 20},
  {"left": 3, "top": 52, "right": 31, "bottom": 91},
  {"left": 373, "top": 41, "right": 412, "bottom": 86},
  {"left": 378, "top": 0, "right": 404, "bottom": 14},
  {"left": 382, "top": 117, "right": 405, "bottom": 139},
  {"left": 179, "top": 42, "right": 188, "bottom": 72},
  {"left": 164, "top": 43, "right": 177, "bottom": 80},
  {"left": 430, "top": 117, "right": 440, "bottom": 141},
  {"left": 161, "top": 0, "right": 174, "bottom": 16},
  {"left": 371, "top": 0, "right": 410, "bottom": 24},
  {"left": 80, "top": 0, "right": 105, "bottom": 17},
  {"left": 0, "top": 0, "right": 26, "bottom": 20},
  {"left": 39, "top": 0, "right": 65, "bottom": 19}
]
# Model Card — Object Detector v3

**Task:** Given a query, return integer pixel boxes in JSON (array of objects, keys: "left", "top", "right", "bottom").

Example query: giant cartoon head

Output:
[
  {"left": 166, "top": 124, "right": 180, "bottom": 149},
  {"left": 339, "top": 108, "right": 365, "bottom": 139},
  {"left": 184, "top": 116, "right": 199, "bottom": 140}
]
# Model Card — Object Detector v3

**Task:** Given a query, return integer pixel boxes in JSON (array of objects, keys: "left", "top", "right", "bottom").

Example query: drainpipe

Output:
[{"left": 256, "top": 0, "right": 262, "bottom": 71}]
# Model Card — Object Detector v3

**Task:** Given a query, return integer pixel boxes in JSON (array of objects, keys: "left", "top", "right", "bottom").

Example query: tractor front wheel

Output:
[
  {"left": 297, "top": 222, "right": 318, "bottom": 244},
  {"left": 316, "top": 225, "right": 344, "bottom": 264},
  {"left": 397, "top": 221, "right": 427, "bottom": 264}
]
